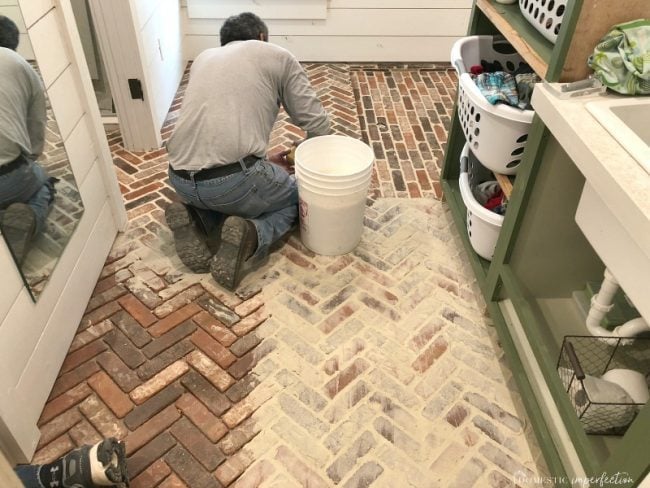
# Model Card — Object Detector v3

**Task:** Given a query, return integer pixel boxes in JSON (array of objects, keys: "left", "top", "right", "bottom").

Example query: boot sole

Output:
[
  {"left": 165, "top": 203, "right": 212, "bottom": 273},
  {"left": 210, "top": 217, "right": 256, "bottom": 290}
]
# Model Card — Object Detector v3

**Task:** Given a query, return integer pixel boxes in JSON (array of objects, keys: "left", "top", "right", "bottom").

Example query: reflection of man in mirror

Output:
[{"left": 0, "top": 15, "right": 57, "bottom": 265}]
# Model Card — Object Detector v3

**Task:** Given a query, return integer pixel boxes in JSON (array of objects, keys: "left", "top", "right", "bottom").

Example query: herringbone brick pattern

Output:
[{"left": 32, "top": 64, "right": 547, "bottom": 487}]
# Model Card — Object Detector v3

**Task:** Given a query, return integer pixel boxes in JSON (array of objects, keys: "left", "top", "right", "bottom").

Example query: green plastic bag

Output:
[{"left": 588, "top": 18, "right": 650, "bottom": 95}]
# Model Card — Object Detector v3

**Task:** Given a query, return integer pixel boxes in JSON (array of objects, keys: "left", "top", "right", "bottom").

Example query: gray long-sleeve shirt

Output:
[
  {"left": 0, "top": 47, "right": 46, "bottom": 166},
  {"left": 167, "top": 40, "right": 330, "bottom": 171}
]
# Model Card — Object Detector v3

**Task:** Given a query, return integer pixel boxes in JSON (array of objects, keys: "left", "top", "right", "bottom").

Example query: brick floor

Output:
[{"left": 32, "top": 64, "right": 548, "bottom": 487}]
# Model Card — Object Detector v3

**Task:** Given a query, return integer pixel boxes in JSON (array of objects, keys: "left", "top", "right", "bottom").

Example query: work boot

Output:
[
  {"left": 1, "top": 202, "right": 37, "bottom": 266},
  {"left": 33, "top": 438, "right": 129, "bottom": 487},
  {"left": 210, "top": 216, "right": 258, "bottom": 291},
  {"left": 165, "top": 202, "right": 215, "bottom": 273}
]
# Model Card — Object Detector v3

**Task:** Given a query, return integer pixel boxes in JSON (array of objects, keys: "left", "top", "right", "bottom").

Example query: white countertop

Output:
[{"left": 532, "top": 83, "right": 650, "bottom": 260}]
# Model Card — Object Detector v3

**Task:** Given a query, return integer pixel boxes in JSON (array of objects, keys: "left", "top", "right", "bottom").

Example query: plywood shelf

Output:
[
  {"left": 475, "top": 0, "right": 552, "bottom": 79},
  {"left": 494, "top": 172, "right": 514, "bottom": 200}
]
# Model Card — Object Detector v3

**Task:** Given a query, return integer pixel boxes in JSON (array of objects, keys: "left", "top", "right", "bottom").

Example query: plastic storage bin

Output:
[
  {"left": 459, "top": 144, "right": 504, "bottom": 261},
  {"left": 519, "top": 0, "right": 568, "bottom": 44},
  {"left": 557, "top": 336, "right": 650, "bottom": 435},
  {"left": 451, "top": 36, "right": 535, "bottom": 175}
]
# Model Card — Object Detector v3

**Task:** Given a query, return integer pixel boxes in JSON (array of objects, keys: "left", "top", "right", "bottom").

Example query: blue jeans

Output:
[
  {"left": 168, "top": 159, "right": 298, "bottom": 260},
  {"left": 0, "top": 156, "right": 56, "bottom": 235}
]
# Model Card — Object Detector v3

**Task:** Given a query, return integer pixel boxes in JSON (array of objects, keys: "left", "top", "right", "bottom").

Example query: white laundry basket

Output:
[
  {"left": 459, "top": 144, "right": 504, "bottom": 261},
  {"left": 451, "top": 36, "right": 535, "bottom": 175},
  {"left": 519, "top": 0, "right": 568, "bottom": 44}
]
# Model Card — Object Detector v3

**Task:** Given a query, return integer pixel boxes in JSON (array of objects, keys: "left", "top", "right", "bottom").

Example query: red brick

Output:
[
  {"left": 124, "top": 182, "right": 164, "bottom": 201},
  {"left": 125, "top": 404, "right": 181, "bottom": 456},
  {"left": 85, "top": 285, "right": 128, "bottom": 314},
  {"left": 164, "top": 445, "right": 221, "bottom": 488},
  {"left": 68, "top": 418, "right": 103, "bottom": 447},
  {"left": 32, "top": 434, "right": 75, "bottom": 465},
  {"left": 79, "top": 301, "right": 122, "bottom": 330},
  {"left": 218, "top": 417, "right": 260, "bottom": 456},
  {"left": 142, "top": 320, "right": 196, "bottom": 359},
  {"left": 231, "top": 307, "right": 268, "bottom": 337},
  {"left": 408, "top": 181, "right": 422, "bottom": 197},
  {"left": 96, "top": 351, "right": 141, "bottom": 393},
  {"left": 227, "top": 339, "right": 276, "bottom": 380},
  {"left": 49, "top": 361, "right": 101, "bottom": 400},
  {"left": 191, "top": 328, "right": 237, "bottom": 369},
  {"left": 181, "top": 370, "right": 231, "bottom": 417},
  {"left": 130, "top": 459, "right": 172, "bottom": 488},
  {"left": 70, "top": 320, "right": 113, "bottom": 353},
  {"left": 118, "top": 294, "right": 157, "bottom": 327},
  {"left": 176, "top": 394, "right": 228, "bottom": 443},
  {"left": 149, "top": 303, "right": 202, "bottom": 337},
  {"left": 60, "top": 340, "right": 108, "bottom": 374},
  {"left": 127, "top": 432, "right": 176, "bottom": 478},
  {"left": 411, "top": 336, "right": 448, "bottom": 373},
  {"left": 324, "top": 358, "right": 370, "bottom": 399},
  {"left": 319, "top": 303, "right": 359, "bottom": 334},
  {"left": 409, "top": 320, "right": 446, "bottom": 351},
  {"left": 159, "top": 474, "right": 188, "bottom": 488},
  {"left": 130, "top": 360, "right": 189, "bottom": 405},
  {"left": 87, "top": 371, "right": 134, "bottom": 418},
  {"left": 214, "top": 451, "right": 254, "bottom": 486},
  {"left": 78, "top": 395, "right": 128, "bottom": 439},
  {"left": 170, "top": 417, "right": 226, "bottom": 471},
  {"left": 193, "top": 311, "right": 237, "bottom": 346},
  {"left": 38, "top": 408, "right": 83, "bottom": 448},
  {"left": 233, "top": 294, "right": 264, "bottom": 317},
  {"left": 142, "top": 147, "right": 168, "bottom": 161},
  {"left": 124, "top": 383, "right": 185, "bottom": 431},
  {"left": 187, "top": 351, "right": 234, "bottom": 392},
  {"left": 103, "top": 329, "right": 146, "bottom": 369},
  {"left": 446, "top": 404, "right": 469, "bottom": 427},
  {"left": 155, "top": 285, "right": 205, "bottom": 318},
  {"left": 94, "top": 274, "right": 117, "bottom": 295},
  {"left": 39, "top": 383, "right": 92, "bottom": 425}
]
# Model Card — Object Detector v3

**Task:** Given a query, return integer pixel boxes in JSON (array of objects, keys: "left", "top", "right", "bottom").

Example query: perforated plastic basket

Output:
[
  {"left": 519, "top": 0, "right": 568, "bottom": 44},
  {"left": 459, "top": 144, "right": 504, "bottom": 261},
  {"left": 451, "top": 36, "right": 535, "bottom": 175}
]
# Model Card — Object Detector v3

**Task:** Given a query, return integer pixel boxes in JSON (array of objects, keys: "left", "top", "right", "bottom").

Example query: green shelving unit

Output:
[{"left": 441, "top": 1, "right": 650, "bottom": 486}]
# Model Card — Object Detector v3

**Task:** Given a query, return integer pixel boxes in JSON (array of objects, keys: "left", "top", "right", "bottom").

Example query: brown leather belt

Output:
[
  {"left": 0, "top": 154, "right": 29, "bottom": 176},
  {"left": 170, "top": 155, "right": 259, "bottom": 181}
]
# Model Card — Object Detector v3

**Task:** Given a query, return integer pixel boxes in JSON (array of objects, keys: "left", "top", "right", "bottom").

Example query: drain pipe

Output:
[{"left": 586, "top": 268, "right": 650, "bottom": 343}]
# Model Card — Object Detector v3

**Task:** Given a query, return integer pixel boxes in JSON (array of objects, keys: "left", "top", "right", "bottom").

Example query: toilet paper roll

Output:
[{"left": 601, "top": 369, "right": 650, "bottom": 405}]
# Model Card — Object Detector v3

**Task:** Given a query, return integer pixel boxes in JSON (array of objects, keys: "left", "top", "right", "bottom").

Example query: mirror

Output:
[{"left": 0, "top": 3, "right": 84, "bottom": 301}]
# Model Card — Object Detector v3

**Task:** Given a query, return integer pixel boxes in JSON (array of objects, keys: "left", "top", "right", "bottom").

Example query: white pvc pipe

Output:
[
  {"left": 585, "top": 268, "right": 650, "bottom": 344},
  {"left": 585, "top": 268, "right": 618, "bottom": 337},
  {"left": 613, "top": 317, "right": 650, "bottom": 338}
]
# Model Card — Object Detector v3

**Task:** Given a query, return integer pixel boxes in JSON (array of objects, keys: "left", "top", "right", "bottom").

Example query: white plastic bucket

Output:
[
  {"left": 294, "top": 135, "right": 374, "bottom": 255},
  {"left": 294, "top": 166, "right": 371, "bottom": 191}
]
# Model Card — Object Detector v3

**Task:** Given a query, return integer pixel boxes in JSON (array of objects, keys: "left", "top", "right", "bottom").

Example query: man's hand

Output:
[
  {"left": 268, "top": 148, "right": 294, "bottom": 174},
  {"left": 268, "top": 139, "right": 305, "bottom": 174}
]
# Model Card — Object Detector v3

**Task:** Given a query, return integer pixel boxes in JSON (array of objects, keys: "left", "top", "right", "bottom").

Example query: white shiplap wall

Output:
[
  {"left": 133, "top": 0, "right": 184, "bottom": 133},
  {"left": 182, "top": 0, "right": 472, "bottom": 62},
  {"left": 0, "top": 0, "right": 126, "bottom": 463}
]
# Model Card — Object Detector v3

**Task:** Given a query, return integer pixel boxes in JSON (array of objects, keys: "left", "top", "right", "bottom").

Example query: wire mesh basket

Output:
[{"left": 557, "top": 336, "right": 650, "bottom": 435}]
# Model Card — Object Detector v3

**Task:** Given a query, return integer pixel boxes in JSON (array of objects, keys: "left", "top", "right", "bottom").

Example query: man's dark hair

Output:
[
  {"left": 219, "top": 12, "right": 268, "bottom": 46},
  {"left": 0, "top": 15, "right": 20, "bottom": 51}
]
